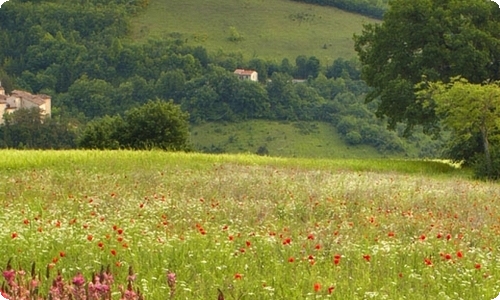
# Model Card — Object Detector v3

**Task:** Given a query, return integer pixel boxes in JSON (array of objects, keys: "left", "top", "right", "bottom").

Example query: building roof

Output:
[
  {"left": 234, "top": 69, "right": 257, "bottom": 75},
  {"left": 11, "top": 90, "right": 48, "bottom": 106}
]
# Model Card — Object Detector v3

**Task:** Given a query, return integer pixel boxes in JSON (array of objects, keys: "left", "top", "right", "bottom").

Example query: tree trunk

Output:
[{"left": 481, "top": 126, "right": 493, "bottom": 178}]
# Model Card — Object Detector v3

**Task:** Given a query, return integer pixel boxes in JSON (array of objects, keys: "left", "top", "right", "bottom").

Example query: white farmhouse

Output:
[
  {"left": 0, "top": 84, "right": 51, "bottom": 124},
  {"left": 234, "top": 69, "right": 258, "bottom": 82}
]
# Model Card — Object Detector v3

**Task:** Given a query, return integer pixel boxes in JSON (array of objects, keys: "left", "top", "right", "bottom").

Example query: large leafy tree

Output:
[
  {"left": 121, "top": 99, "right": 190, "bottom": 151},
  {"left": 419, "top": 78, "right": 500, "bottom": 177},
  {"left": 354, "top": 0, "right": 500, "bottom": 133},
  {"left": 78, "top": 100, "right": 190, "bottom": 150}
]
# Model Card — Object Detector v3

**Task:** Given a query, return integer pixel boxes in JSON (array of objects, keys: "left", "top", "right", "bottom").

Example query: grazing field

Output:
[
  {"left": 130, "top": 0, "right": 379, "bottom": 63},
  {"left": 190, "top": 121, "right": 390, "bottom": 159},
  {"left": 2, "top": 150, "right": 499, "bottom": 299}
]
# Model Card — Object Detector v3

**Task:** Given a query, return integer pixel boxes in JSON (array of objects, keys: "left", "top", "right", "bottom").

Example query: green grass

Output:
[
  {"left": 130, "top": 0, "right": 379, "bottom": 63},
  {"left": 190, "top": 120, "right": 396, "bottom": 159},
  {"left": 3, "top": 150, "right": 494, "bottom": 299}
]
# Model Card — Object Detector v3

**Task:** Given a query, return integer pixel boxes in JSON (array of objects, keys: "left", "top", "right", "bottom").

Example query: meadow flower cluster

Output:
[
  {"left": 0, "top": 151, "right": 499, "bottom": 299},
  {"left": 1, "top": 261, "right": 145, "bottom": 300}
]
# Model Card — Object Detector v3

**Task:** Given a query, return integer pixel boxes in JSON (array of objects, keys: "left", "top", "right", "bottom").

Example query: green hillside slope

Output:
[
  {"left": 190, "top": 120, "right": 410, "bottom": 159},
  {"left": 131, "top": 0, "right": 379, "bottom": 63}
]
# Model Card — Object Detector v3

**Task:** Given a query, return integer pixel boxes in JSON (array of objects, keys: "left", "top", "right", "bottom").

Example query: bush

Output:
[
  {"left": 256, "top": 145, "right": 269, "bottom": 156},
  {"left": 345, "top": 131, "right": 362, "bottom": 145}
]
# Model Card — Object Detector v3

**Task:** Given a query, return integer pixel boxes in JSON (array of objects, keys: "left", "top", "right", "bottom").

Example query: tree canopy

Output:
[
  {"left": 418, "top": 77, "right": 500, "bottom": 178},
  {"left": 354, "top": 0, "right": 500, "bottom": 134},
  {"left": 78, "top": 100, "right": 190, "bottom": 151}
]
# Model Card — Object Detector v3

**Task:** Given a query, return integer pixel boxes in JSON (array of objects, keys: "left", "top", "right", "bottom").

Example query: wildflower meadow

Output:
[{"left": 0, "top": 150, "right": 499, "bottom": 299}]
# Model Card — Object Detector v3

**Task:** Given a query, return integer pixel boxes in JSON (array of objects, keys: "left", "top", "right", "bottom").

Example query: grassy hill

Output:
[
  {"left": 130, "top": 0, "right": 379, "bottom": 63},
  {"left": 190, "top": 120, "right": 412, "bottom": 159}
]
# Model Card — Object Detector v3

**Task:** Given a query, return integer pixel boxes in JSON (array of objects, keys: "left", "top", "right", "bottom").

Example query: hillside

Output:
[
  {"left": 130, "top": 0, "right": 379, "bottom": 63},
  {"left": 189, "top": 120, "right": 433, "bottom": 159}
]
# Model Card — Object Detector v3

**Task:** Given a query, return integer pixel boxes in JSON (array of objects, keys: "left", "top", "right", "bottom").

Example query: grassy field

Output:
[
  {"left": 190, "top": 120, "right": 390, "bottom": 159},
  {"left": 130, "top": 0, "right": 379, "bottom": 63},
  {"left": 4, "top": 150, "right": 500, "bottom": 299},
  {"left": 189, "top": 120, "right": 436, "bottom": 159}
]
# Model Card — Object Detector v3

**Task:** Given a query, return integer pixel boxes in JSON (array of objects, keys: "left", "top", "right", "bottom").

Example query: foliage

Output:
[
  {"left": 78, "top": 100, "right": 190, "bottom": 151},
  {"left": 0, "top": 0, "right": 445, "bottom": 158},
  {"left": 227, "top": 26, "right": 244, "bottom": 42},
  {"left": 77, "top": 115, "right": 124, "bottom": 150},
  {"left": 290, "top": 0, "right": 388, "bottom": 19},
  {"left": 0, "top": 108, "right": 77, "bottom": 149},
  {"left": 121, "top": 100, "right": 190, "bottom": 150},
  {"left": 418, "top": 77, "right": 500, "bottom": 178},
  {"left": 354, "top": 0, "right": 500, "bottom": 133}
]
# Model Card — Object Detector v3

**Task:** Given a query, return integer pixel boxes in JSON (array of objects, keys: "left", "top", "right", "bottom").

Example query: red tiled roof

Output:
[
  {"left": 234, "top": 69, "right": 256, "bottom": 75},
  {"left": 11, "top": 90, "right": 47, "bottom": 106}
]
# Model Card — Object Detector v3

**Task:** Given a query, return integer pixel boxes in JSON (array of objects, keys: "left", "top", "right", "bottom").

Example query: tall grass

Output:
[{"left": 1, "top": 150, "right": 496, "bottom": 299}]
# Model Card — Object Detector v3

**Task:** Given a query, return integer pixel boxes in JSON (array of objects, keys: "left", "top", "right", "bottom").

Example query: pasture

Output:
[
  {"left": 1, "top": 150, "right": 498, "bottom": 299},
  {"left": 130, "top": 0, "right": 379, "bottom": 63}
]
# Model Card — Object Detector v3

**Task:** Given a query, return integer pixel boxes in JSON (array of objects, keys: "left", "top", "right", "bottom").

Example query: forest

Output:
[{"left": 0, "top": 0, "right": 443, "bottom": 156}]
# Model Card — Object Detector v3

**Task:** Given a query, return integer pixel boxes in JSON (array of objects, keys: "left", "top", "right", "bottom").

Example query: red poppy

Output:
[
  {"left": 98, "top": 242, "right": 104, "bottom": 248},
  {"left": 288, "top": 257, "right": 295, "bottom": 263},
  {"left": 307, "top": 234, "right": 315, "bottom": 240},
  {"left": 388, "top": 231, "right": 395, "bottom": 237},
  {"left": 315, "top": 244, "right": 321, "bottom": 250},
  {"left": 424, "top": 258, "right": 433, "bottom": 266},
  {"left": 475, "top": 263, "right": 481, "bottom": 269},
  {"left": 313, "top": 282, "right": 321, "bottom": 292},
  {"left": 11, "top": 232, "right": 18, "bottom": 239},
  {"left": 59, "top": 251, "right": 66, "bottom": 257},
  {"left": 419, "top": 234, "right": 426, "bottom": 241},
  {"left": 363, "top": 254, "right": 371, "bottom": 262},
  {"left": 87, "top": 234, "right": 93, "bottom": 242},
  {"left": 234, "top": 273, "right": 242, "bottom": 280},
  {"left": 436, "top": 233, "right": 443, "bottom": 239},
  {"left": 111, "top": 249, "right": 117, "bottom": 256},
  {"left": 446, "top": 234, "right": 452, "bottom": 241},
  {"left": 444, "top": 253, "right": 452, "bottom": 260},
  {"left": 117, "top": 228, "right": 124, "bottom": 235},
  {"left": 282, "top": 238, "right": 291, "bottom": 245},
  {"left": 246, "top": 241, "right": 251, "bottom": 247},
  {"left": 457, "top": 251, "right": 463, "bottom": 258},
  {"left": 328, "top": 286, "right": 335, "bottom": 294}
]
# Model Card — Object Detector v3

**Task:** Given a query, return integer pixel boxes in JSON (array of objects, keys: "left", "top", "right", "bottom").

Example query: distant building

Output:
[
  {"left": 234, "top": 69, "right": 258, "bottom": 82},
  {"left": 0, "top": 84, "right": 51, "bottom": 124}
]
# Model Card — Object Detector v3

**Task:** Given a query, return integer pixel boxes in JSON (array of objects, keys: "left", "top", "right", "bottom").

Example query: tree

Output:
[
  {"left": 121, "top": 99, "right": 190, "bottom": 150},
  {"left": 77, "top": 115, "right": 124, "bottom": 150},
  {"left": 419, "top": 77, "right": 500, "bottom": 178},
  {"left": 354, "top": 0, "right": 500, "bottom": 133}
]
